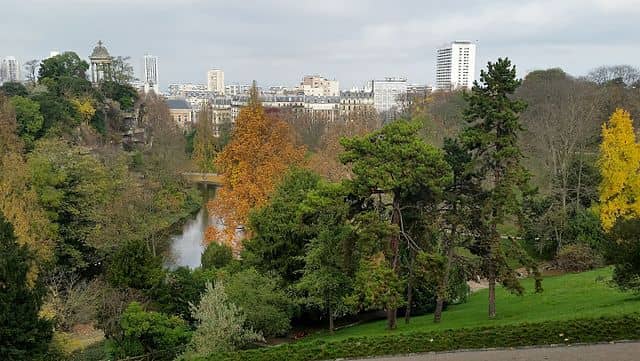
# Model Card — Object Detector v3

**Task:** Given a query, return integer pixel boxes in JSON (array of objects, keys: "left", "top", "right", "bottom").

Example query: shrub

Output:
[
  {"left": 566, "top": 209, "right": 606, "bottom": 253},
  {"left": 45, "top": 333, "right": 107, "bottom": 361},
  {"left": 110, "top": 302, "right": 191, "bottom": 360},
  {"left": 44, "top": 275, "right": 101, "bottom": 332},
  {"left": 608, "top": 218, "right": 640, "bottom": 292},
  {"left": 201, "top": 243, "right": 233, "bottom": 270},
  {"left": 225, "top": 268, "right": 297, "bottom": 338},
  {"left": 107, "top": 239, "right": 164, "bottom": 291},
  {"left": 64, "top": 340, "right": 107, "bottom": 361},
  {"left": 182, "top": 282, "right": 263, "bottom": 359},
  {"left": 94, "top": 282, "right": 144, "bottom": 340},
  {"left": 555, "top": 244, "right": 602, "bottom": 272},
  {"left": 190, "top": 314, "right": 640, "bottom": 361},
  {"left": 152, "top": 267, "right": 217, "bottom": 323}
]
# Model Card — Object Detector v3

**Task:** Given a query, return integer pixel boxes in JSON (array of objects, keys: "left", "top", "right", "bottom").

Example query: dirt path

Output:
[{"left": 354, "top": 342, "right": 640, "bottom": 361}]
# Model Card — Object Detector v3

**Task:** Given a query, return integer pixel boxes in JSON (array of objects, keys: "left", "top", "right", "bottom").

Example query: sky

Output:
[{"left": 2, "top": 0, "right": 640, "bottom": 90}]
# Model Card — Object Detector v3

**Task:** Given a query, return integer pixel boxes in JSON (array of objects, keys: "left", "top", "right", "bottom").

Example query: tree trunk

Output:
[
  {"left": 405, "top": 249, "right": 414, "bottom": 324},
  {"left": 434, "top": 228, "right": 455, "bottom": 323},
  {"left": 488, "top": 275, "right": 496, "bottom": 318},
  {"left": 390, "top": 195, "right": 401, "bottom": 270},
  {"left": 387, "top": 194, "right": 401, "bottom": 329},
  {"left": 328, "top": 303, "right": 334, "bottom": 334},
  {"left": 575, "top": 153, "right": 584, "bottom": 210},
  {"left": 488, "top": 222, "right": 498, "bottom": 319},
  {"left": 387, "top": 308, "right": 397, "bottom": 330}
]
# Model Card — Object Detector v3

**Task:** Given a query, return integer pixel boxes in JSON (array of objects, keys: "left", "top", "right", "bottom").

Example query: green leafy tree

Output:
[
  {"left": 244, "top": 168, "right": 321, "bottom": 284},
  {"left": 99, "top": 80, "right": 138, "bottom": 112},
  {"left": 9, "top": 96, "right": 44, "bottom": 149},
  {"left": 151, "top": 267, "right": 217, "bottom": 323},
  {"left": 112, "top": 302, "right": 191, "bottom": 360},
  {"left": 110, "top": 56, "right": 137, "bottom": 85},
  {"left": 216, "top": 118, "right": 233, "bottom": 150},
  {"left": 184, "top": 282, "right": 263, "bottom": 358},
  {"left": 607, "top": 219, "right": 640, "bottom": 291},
  {"left": 432, "top": 138, "right": 479, "bottom": 323},
  {"left": 0, "top": 82, "right": 28, "bottom": 97},
  {"left": 107, "top": 239, "right": 164, "bottom": 291},
  {"left": 38, "top": 52, "right": 89, "bottom": 81},
  {"left": 348, "top": 252, "right": 405, "bottom": 329},
  {"left": 0, "top": 212, "right": 52, "bottom": 360},
  {"left": 201, "top": 242, "right": 233, "bottom": 270},
  {"left": 225, "top": 268, "right": 296, "bottom": 337},
  {"left": 192, "top": 105, "right": 218, "bottom": 173},
  {"left": 461, "top": 58, "right": 530, "bottom": 318},
  {"left": 30, "top": 91, "right": 79, "bottom": 133},
  {"left": 296, "top": 181, "right": 354, "bottom": 333},
  {"left": 340, "top": 120, "right": 452, "bottom": 329},
  {"left": 27, "top": 139, "right": 111, "bottom": 273}
]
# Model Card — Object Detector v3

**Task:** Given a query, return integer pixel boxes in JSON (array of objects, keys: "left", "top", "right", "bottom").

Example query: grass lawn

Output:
[{"left": 309, "top": 267, "right": 640, "bottom": 342}]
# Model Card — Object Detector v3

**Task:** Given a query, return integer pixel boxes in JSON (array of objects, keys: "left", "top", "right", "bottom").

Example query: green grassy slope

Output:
[{"left": 310, "top": 267, "right": 640, "bottom": 341}]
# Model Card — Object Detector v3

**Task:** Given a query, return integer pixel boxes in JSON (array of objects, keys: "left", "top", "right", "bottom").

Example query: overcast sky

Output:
[{"left": 2, "top": 0, "right": 639, "bottom": 90}]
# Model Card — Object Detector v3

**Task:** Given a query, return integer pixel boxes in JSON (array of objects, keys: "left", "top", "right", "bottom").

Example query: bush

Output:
[
  {"left": 109, "top": 302, "right": 191, "bottom": 360},
  {"left": 566, "top": 209, "right": 606, "bottom": 253},
  {"left": 95, "top": 282, "right": 144, "bottom": 340},
  {"left": 181, "top": 282, "right": 263, "bottom": 359},
  {"left": 190, "top": 314, "right": 640, "bottom": 361},
  {"left": 44, "top": 275, "right": 101, "bottom": 332},
  {"left": 64, "top": 340, "right": 107, "bottom": 361},
  {"left": 225, "top": 269, "right": 297, "bottom": 338},
  {"left": 608, "top": 219, "right": 640, "bottom": 292},
  {"left": 152, "top": 267, "right": 217, "bottom": 323},
  {"left": 201, "top": 243, "right": 233, "bottom": 270},
  {"left": 555, "top": 244, "right": 603, "bottom": 272},
  {"left": 107, "top": 239, "right": 164, "bottom": 291},
  {"left": 44, "top": 333, "right": 107, "bottom": 361}
]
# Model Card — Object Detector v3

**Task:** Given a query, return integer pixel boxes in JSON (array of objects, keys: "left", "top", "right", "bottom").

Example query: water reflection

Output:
[{"left": 168, "top": 186, "right": 215, "bottom": 269}]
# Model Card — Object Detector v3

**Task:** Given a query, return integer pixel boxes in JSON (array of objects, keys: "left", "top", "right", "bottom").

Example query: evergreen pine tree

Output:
[
  {"left": 0, "top": 212, "right": 52, "bottom": 360},
  {"left": 461, "top": 58, "right": 529, "bottom": 318}
]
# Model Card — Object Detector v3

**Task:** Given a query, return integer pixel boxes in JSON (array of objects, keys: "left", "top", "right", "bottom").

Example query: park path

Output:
[{"left": 353, "top": 341, "right": 640, "bottom": 361}]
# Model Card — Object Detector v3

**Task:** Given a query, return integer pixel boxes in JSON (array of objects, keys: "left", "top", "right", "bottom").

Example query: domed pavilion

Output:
[{"left": 89, "top": 40, "right": 113, "bottom": 85}]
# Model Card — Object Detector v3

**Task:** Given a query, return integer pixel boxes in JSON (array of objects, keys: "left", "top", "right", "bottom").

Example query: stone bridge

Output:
[{"left": 182, "top": 172, "right": 223, "bottom": 186}]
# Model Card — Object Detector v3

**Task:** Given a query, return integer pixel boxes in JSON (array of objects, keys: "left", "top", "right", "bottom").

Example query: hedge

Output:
[{"left": 191, "top": 314, "right": 640, "bottom": 361}]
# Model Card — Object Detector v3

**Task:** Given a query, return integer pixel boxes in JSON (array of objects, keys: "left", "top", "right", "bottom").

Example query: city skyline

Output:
[{"left": 2, "top": 1, "right": 640, "bottom": 89}]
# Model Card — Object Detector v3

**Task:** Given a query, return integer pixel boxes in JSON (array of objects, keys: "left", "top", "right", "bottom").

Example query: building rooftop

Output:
[{"left": 166, "top": 98, "right": 192, "bottom": 110}]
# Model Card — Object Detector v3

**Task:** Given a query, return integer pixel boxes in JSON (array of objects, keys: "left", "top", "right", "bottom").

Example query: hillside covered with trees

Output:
[{"left": 2, "top": 55, "right": 640, "bottom": 361}]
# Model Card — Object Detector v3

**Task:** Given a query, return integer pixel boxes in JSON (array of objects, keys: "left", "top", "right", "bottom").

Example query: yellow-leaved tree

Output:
[
  {"left": 206, "top": 83, "right": 306, "bottom": 251},
  {"left": 0, "top": 95, "right": 54, "bottom": 281},
  {"left": 598, "top": 108, "right": 640, "bottom": 231},
  {"left": 70, "top": 96, "right": 96, "bottom": 124},
  {"left": 192, "top": 104, "right": 218, "bottom": 173}
]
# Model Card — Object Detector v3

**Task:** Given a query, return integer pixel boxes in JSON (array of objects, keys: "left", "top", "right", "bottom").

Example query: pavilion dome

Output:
[{"left": 90, "top": 41, "right": 111, "bottom": 59}]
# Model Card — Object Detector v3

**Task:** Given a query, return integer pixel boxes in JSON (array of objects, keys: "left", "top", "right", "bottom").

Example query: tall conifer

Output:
[{"left": 461, "top": 58, "right": 529, "bottom": 318}]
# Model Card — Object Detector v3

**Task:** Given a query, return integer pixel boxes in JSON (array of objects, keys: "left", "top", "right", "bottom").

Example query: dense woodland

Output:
[{"left": 1, "top": 54, "right": 640, "bottom": 361}]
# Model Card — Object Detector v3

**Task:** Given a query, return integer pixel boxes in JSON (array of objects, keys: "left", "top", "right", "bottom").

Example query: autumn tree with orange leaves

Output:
[{"left": 206, "top": 83, "right": 306, "bottom": 251}]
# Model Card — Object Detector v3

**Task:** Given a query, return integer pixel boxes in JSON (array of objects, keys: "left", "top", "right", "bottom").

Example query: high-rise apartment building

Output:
[
  {"left": 143, "top": 54, "right": 159, "bottom": 94},
  {"left": 207, "top": 69, "right": 225, "bottom": 94},
  {"left": 435, "top": 41, "right": 476, "bottom": 91},
  {"left": 371, "top": 77, "right": 407, "bottom": 113},
  {"left": 1, "top": 56, "right": 20, "bottom": 84},
  {"left": 299, "top": 75, "right": 339, "bottom": 97}
]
